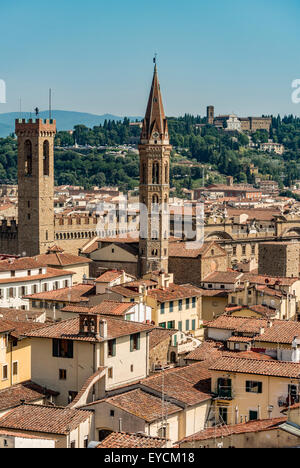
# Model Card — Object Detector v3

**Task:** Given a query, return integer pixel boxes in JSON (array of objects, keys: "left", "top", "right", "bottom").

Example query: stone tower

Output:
[
  {"left": 207, "top": 106, "right": 214, "bottom": 125},
  {"left": 15, "top": 118, "right": 56, "bottom": 257},
  {"left": 139, "top": 64, "right": 171, "bottom": 276}
]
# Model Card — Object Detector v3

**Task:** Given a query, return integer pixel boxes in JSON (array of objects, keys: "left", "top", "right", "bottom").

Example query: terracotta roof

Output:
[
  {"left": 0, "top": 404, "right": 92, "bottom": 435},
  {"left": 24, "top": 283, "right": 95, "bottom": 303},
  {"left": 241, "top": 273, "right": 299, "bottom": 287},
  {"left": 147, "top": 283, "right": 202, "bottom": 303},
  {"left": 0, "top": 267, "right": 75, "bottom": 285},
  {"left": 97, "top": 432, "right": 167, "bottom": 448},
  {"left": 91, "top": 301, "right": 135, "bottom": 317},
  {"left": 109, "top": 285, "right": 141, "bottom": 298},
  {"left": 0, "top": 307, "right": 44, "bottom": 322},
  {"left": 95, "top": 270, "right": 131, "bottom": 283},
  {"left": 26, "top": 316, "right": 155, "bottom": 343},
  {"left": 105, "top": 389, "right": 181, "bottom": 423},
  {"left": 169, "top": 242, "right": 225, "bottom": 259},
  {"left": 210, "top": 356, "right": 300, "bottom": 378},
  {"left": 0, "top": 381, "right": 59, "bottom": 411},
  {"left": 203, "top": 271, "right": 243, "bottom": 284},
  {"left": 206, "top": 315, "right": 270, "bottom": 334},
  {"left": 185, "top": 341, "right": 274, "bottom": 363},
  {"left": 36, "top": 252, "right": 92, "bottom": 267},
  {"left": 141, "top": 363, "right": 212, "bottom": 406},
  {"left": 149, "top": 328, "right": 176, "bottom": 349},
  {"left": 227, "top": 336, "right": 253, "bottom": 343},
  {"left": 0, "top": 257, "right": 45, "bottom": 272},
  {"left": 179, "top": 418, "right": 286, "bottom": 444},
  {"left": 253, "top": 320, "right": 300, "bottom": 345},
  {"left": 198, "top": 289, "right": 228, "bottom": 298},
  {"left": 0, "top": 318, "right": 45, "bottom": 339}
]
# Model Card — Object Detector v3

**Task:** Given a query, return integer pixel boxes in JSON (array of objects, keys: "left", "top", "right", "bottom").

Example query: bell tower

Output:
[
  {"left": 139, "top": 63, "right": 171, "bottom": 276},
  {"left": 15, "top": 118, "right": 56, "bottom": 257}
]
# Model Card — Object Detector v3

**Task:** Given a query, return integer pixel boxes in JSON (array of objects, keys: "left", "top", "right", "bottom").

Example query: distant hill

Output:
[{"left": 0, "top": 110, "right": 142, "bottom": 137}]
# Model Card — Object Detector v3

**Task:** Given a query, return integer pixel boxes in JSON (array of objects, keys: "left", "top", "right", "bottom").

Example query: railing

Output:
[{"left": 215, "top": 386, "right": 233, "bottom": 400}]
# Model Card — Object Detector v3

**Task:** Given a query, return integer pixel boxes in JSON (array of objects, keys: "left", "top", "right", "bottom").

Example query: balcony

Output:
[{"left": 214, "top": 386, "right": 234, "bottom": 400}]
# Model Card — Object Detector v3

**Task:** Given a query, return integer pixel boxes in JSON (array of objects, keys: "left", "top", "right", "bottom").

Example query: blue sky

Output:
[{"left": 1, "top": 0, "right": 300, "bottom": 117}]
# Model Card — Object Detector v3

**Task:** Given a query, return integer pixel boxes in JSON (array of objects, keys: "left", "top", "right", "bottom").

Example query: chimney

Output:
[
  {"left": 259, "top": 327, "right": 265, "bottom": 336},
  {"left": 267, "top": 320, "right": 273, "bottom": 328}
]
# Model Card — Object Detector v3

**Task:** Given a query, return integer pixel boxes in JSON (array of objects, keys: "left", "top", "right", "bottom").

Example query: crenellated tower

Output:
[
  {"left": 139, "top": 64, "right": 171, "bottom": 276},
  {"left": 15, "top": 118, "right": 56, "bottom": 257}
]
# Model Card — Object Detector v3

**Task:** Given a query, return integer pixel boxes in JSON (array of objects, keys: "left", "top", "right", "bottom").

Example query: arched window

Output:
[
  {"left": 24, "top": 140, "right": 32, "bottom": 175},
  {"left": 152, "top": 249, "right": 158, "bottom": 256},
  {"left": 43, "top": 141, "right": 50, "bottom": 176},
  {"left": 152, "top": 162, "right": 159, "bottom": 184}
]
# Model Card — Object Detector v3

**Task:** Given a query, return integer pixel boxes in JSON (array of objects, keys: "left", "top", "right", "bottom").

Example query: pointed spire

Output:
[{"left": 140, "top": 62, "right": 169, "bottom": 144}]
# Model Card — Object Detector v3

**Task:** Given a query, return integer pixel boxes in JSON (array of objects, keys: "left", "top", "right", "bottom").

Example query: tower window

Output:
[
  {"left": 43, "top": 141, "right": 50, "bottom": 176},
  {"left": 24, "top": 140, "right": 32, "bottom": 175},
  {"left": 152, "top": 162, "right": 159, "bottom": 184}
]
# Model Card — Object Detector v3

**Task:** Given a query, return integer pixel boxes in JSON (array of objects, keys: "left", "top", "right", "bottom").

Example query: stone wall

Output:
[{"left": 258, "top": 242, "right": 300, "bottom": 277}]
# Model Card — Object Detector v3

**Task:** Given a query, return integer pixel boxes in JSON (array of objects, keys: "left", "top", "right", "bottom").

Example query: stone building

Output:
[{"left": 258, "top": 242, "right": 300, "bottom": 278}]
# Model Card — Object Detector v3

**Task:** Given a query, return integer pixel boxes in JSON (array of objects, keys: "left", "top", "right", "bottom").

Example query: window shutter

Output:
[
  {"left": 137, "top": 333, "right": 140, "bottom": 351},
  {"left": 68, "top": 341, "right": 74, "bottom": 359},
  {"left": 130, "top": 335, "right": 133, "bottom": 352},
  {"left": 112, "top": 339, "right": 116, "bottom": 357},
  {"left": 258, "top": 382, "right": 262, "bottom": 394},
  {"left": 53, "top": 339, "right": 59, "bottom": 357}
]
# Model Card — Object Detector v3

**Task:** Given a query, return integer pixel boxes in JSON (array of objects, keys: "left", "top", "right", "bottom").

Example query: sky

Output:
[{"left": 1, "top": 0, "right": 300, "bottom": 117}]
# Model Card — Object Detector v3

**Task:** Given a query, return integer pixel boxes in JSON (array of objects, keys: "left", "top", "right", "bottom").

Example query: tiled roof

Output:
[
  {"left": 241, "top": 273, "right": 298, "bottom": 287},
  {"left": 149, "top": 328, "right": 176, "bottom": 349},
  {"left": 0, "top": 381, "right": 59, "bottom": 411},
  {"left": 203, "top": 271, "right": 243, "bottom": 284},
  {"left": 0, "top": 307, "right": 44, "bottom": 322},
  {"left": 179, "top": 418, "right": 286, "bottom": 444},
  {"left": 141, "top": 363, "right": 212, "bottom": 406},
  {"left": 25, "top": 284, "right": 95, "bottom": 303},
  {"left": 206, "top": 315, "right": 270, "bottom": 334},
  {"left": 91, "top": 301, "right": 135, "bottom": 317},
  {"left": 97, "top": 432, "right": 167, "bottom": 448},
  {"left": 0, "top": 318, "right": 45, "bottom": 339},
  {"left": 198, "top": 289, "right": 228, "bottom": 297},
  {"left": 147, "top": 284, "right": 202, "bottom": 303},
  {"left": 169, "top": 242, "right": 225, "bottom": 259},
  {"left": 26, "top": 316, "right": 155, "bottom": 342},
  {"left": 96, "top": 270, "right": 127, "bottom": 283},
  {"left": 226, "top": 304, "right": 277, "bottom": 319},
  {"left": 227, "top": 336, "right": 253, "bottom": 343},
  {"left": 253, "top": 320, "right": 300, "bottom": 345},
  {"left": 210, "top": 356, "right": 300, "bottom": 378},
  {"left": 0, "top": 267, "right": 75, "bottom": 285},
  {"left": 109, "top": 285, "right": 141, "bottom": 298},
  {"left": 105, "top": 389, "right": 181, "bottom": 423},
  {"left": 36, "top": 252, "right": 92, "bottom": 267},
  {"left": 0, "top": 404, "right": 92, "bottom": 435},
  {"left": 0, "top": 257, "right": 45, "bottom": 272},
  {"left": 185, "top": 341, "right": 273, "bottom": 362}
]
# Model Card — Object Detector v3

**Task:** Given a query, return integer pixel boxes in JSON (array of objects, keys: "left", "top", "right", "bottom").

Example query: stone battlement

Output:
[{"left": 15, "top": 118, "right": 56, "bottom": 135}]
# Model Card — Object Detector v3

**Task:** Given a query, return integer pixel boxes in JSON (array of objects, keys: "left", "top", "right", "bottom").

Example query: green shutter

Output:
[
  {"left": 137, "top": 333, "right": 140, "bottom": 350},
  {"left": 130, "top": 335, "right": 134, "bottom": 352}
]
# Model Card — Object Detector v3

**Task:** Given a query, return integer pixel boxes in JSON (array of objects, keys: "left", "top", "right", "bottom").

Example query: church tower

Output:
[
  {"left": 15, "top": 118, "right": 56, "bottom": 257},
  {"left": 139, "top": 63, "right": 171, "bottom": 276}
]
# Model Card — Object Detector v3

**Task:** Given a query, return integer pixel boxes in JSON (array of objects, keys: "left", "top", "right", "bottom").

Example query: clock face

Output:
[{"left": 153, "top": 132, "right": 159, "bottom": 139}]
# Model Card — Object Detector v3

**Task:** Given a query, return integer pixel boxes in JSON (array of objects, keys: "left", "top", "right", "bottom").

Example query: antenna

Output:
[{"left": 49, "top": 88, "right": 52, "bottom": 120}]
